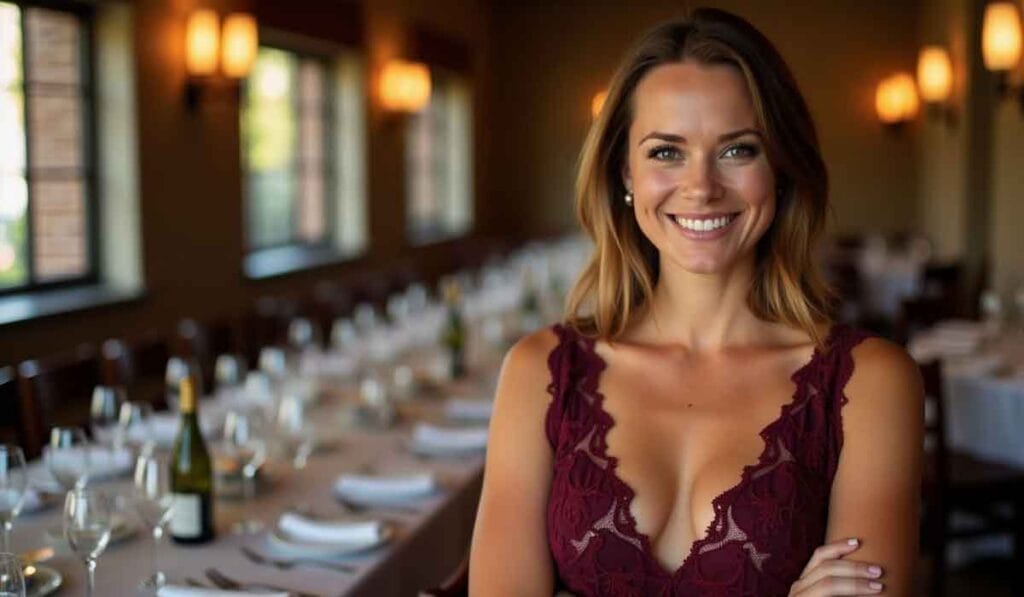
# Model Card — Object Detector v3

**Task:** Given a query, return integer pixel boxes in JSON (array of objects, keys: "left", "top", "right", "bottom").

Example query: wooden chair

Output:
[
  {"left": 101, "top": 333, "right": 170, "bottom": 409},
  {"left": 919, "top": 359, "right": 1024, "bottom": 595},
  {"left": 419, "top": 553, "right": 468, "bottom": 597},
  {"left": 17, "top": 344, "right": 102, "bottom": 458},
  {"left": 0, "top": 366, "right": 28, "bottom": 452}
]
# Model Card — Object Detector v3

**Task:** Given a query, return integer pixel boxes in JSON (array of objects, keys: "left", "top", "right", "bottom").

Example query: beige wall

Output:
[
  {"left": 990, "top": 100, "right": 1024, "bottom": 302},
  {"left": 487, "top": 0, "right": 922, "bottom": 238}
]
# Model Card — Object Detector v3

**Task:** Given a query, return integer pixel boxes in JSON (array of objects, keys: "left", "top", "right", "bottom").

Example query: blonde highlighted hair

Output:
[{"left": 564, "top": 7, "right": 835, "bottom": 346}]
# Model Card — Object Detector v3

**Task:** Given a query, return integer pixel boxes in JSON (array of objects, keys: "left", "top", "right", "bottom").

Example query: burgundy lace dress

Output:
[{"left": 544, "top": 323, "right": 871, "bottom": 596}]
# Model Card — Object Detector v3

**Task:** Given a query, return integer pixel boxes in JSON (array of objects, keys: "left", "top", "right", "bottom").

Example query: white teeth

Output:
[{"left": 672, "top": 214, "right": 735, "bottom": 232}]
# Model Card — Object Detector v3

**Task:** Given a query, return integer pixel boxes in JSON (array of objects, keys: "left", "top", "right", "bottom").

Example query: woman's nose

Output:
[{"left": 677, "top": 156, "right": 722, "bottom": 203}]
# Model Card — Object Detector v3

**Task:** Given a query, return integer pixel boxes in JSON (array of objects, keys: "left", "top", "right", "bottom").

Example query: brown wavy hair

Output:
[{"left": 564, "top": 7, "right": 835, "bottom": 346}]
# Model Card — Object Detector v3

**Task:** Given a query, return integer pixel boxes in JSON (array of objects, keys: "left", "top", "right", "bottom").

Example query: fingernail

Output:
[
  {"left": 869, "top": 581, "right": 883, "bottom": 590},
  {"left": 868, "top": 565, "right": 882, "bottom": 577},
  {"left": 847, "top": 538, "right": 859, "bottom": 546}
]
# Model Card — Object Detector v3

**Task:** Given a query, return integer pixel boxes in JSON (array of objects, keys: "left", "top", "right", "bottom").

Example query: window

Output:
[
  {"left": 241, "top": 43, "right": 366, "bottom": 276},
  {"left": 0, "top": 1, "right": 96, "bottom": 294},
  {"left": 405, "top": 72, "right": 473, "bottom": 245}
]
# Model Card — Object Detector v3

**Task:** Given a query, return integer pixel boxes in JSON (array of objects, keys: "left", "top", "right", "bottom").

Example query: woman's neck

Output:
[{"left": 640, "top": 254, "right": 767, "bottom": 352}]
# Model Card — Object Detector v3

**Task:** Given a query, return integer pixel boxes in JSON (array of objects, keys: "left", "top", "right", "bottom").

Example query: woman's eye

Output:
[
  {"left": 647, "top": 146, "right": 681, "bottom": 161},
  {"left": 722, "top": 143, "right": 760, "bottom": 159}
]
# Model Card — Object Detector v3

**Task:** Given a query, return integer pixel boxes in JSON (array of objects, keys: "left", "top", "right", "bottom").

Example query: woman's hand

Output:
[{"left": 788, "top": 538, "right": 885, "bottom": 596}]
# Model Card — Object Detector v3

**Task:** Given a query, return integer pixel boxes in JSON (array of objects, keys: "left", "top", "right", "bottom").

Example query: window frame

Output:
[
  {"left": 0, "top": 0, "right": 100, "bottom": 297},
  {"left": 241, "top": 44, "right": 337, "bottom": 254}
]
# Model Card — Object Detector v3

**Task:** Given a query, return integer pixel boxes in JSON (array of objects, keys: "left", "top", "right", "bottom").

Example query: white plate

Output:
[
  {"left": 334, "top": 476, "right": 445, "bottom": 508},
  {"left": 24, "top": 564, "right": 62, "bottom": 597},
  {"left": 266, "top": 522, "right": 395, "bottom": 558},
  {"left": 406, "top": 436, "right": 486, "bottom": 458}
]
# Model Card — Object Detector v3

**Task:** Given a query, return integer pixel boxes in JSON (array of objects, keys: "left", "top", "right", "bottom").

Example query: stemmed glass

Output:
[
  {"left": 0, "top": 446, "right": 27, "bottom": 553},
  {"left": 118, "top": 401, "right": 154, "bottom": 454},
  {"left": 214, "top": 354, "right": 248, "bottom": 392},
  {"left": 45, "top": 428, "right": 91, "bottom": 491},
  {"left": 221, "top": 411, "right": 267, "bottom": 533},
  {"left": 64, "top": 488, "right": 113, "bottom": 597},
  {"left": 90, "top": 386, "right": 125, "bottom": 449},
  {"left": 275, "top": 396, "right": 313, "bottom": 469},
  {"left": 131, "top": 450, "right": 172, "bottom": 589},
  {"left": 0, "top": 552, "right": 25, "bottom": 597}
]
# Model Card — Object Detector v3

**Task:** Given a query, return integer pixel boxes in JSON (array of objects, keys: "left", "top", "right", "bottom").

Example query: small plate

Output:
[
  {"left": 24, "top": 564, "right": 62, "bottom": 597},
  {"left": 334, "top": 481, "right": 444, "bottom": 508},
  {"left": 406, "top": 436, "right": 486, "bottom": 458},
  {"left": 266, "top": 521, "right": 395, "bottom": 558}
]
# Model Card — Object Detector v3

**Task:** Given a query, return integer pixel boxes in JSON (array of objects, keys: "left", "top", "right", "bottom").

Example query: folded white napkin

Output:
[
  {"left": 334, "top": 472, "right": 437, "bottom": 501},
  {"left": 41, "top": 446, "right": 132, "bottom": 480},
  {"left": 278, "top": 511, "right": 385, "bottom": 545},
  {"left": 157, "top": 585, "right": 287, "bottom": 597},
  {"left": 444, "top": 398, "right": 494, "bottom": 421},
  {"left": 412, "top": 422, "right": 489, "bottom": 451}
]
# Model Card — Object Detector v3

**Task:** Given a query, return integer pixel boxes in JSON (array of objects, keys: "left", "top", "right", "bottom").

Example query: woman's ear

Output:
[{"left": 621, "top": 163, "right": 632, "bottom": 193}]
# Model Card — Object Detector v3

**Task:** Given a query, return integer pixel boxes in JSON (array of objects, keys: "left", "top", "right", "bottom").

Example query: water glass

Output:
[
  {"left": 132, "top": 450, "right": 172, "bottom": 588},
  {"left": 0, "top": 446, "right": 26, "bottom": 553},
  {"left": 64, "top": 488, "right": 113, "bottom": 597},
  {"left": 275, "top": 396, "right": 313, "bottom": 469},
  {"left": 90, "top": 386, "right": 125, "bottom": 449},
  {"left": 221, "top": 411, "right": 267, "bottom": 533},
  {"left": 287, "top": 317, "right": 320, "bottom": 350},
  {"left": 258, "top": 347, "right": 288, "bottom": 381},
  {"left": 0, "top": 552, "right": 25, "bottom": 597},
  {"left": 45, "top": 428, "right": 91, "bottom": 491},
  {"left": 117, "top": 401, "right": 154, "bottom": 453}
]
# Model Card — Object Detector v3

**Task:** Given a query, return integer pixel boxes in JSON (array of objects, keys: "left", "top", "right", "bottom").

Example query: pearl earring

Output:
[{"left": 624, "top": 191, "right": 634, "bottom": 206}]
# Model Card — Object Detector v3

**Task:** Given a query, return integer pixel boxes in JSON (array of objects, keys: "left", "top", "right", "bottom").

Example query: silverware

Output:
[
  {"left": 240, "top": 545, "right": 357, "bottom": 574},
  {"left": 205, "top": 567, "right": 320, "bottom": 597}
]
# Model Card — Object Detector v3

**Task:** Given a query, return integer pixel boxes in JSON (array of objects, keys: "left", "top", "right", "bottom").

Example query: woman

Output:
[{"left": 469, "top": 7, "right": 922, "bottom": 597}]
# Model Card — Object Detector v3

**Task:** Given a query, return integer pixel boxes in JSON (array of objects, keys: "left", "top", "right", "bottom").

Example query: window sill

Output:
[
  {"left": 0, "top": 284, "right": 146, "bottom": 328},
  {"left": 244, "top": 245, "right": 364, "bottom": 280}
]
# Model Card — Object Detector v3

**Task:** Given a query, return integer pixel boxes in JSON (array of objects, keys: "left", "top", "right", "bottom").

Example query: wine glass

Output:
[
  {"left": 45, "top": 428, "right": 91, "bottom": 491},
  {"left": 258, "top": 347, "right": 288, "bottom": 381},
  {"left": 0, "top": 446, "right": 27, "bottom": 553},
  {"left": 214, "top": 354, "right": 248, "bottom": 392},
  {"left": 0, "top": 552, "right": 25, "bottom": 597},
  {"left": 132, "top": 450, "right": 172, "bottom": 589},
  {"left": 90, "top": 386, "right": 125, "bottom": 449},
  {"left": 64, "top": 488, "right": 113, "bottom": 597},
  {"left": 117, "top": 401, "right": 154, "bottom": 453},
  {"left": 274, "top": 396, "right": 313, "bottom": 469},
  {"left": 221, "top": 411, "right": 267, "bottom": 533},
  {"left": 287, "top": 317, "right": 320, "bottom": 350}
]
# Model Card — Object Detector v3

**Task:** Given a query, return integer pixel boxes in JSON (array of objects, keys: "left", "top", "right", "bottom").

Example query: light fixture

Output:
[
  {"left": 184, "top": 9, "right": 258, "bottom": 110},
  {"left": 185, "top": 9, "right": 219, "bottom": 77},
  {"left": 875, "top": 73, "right": 919, "bottom": 130},
  {"left": 916, "top": 46, "right": 956, "bottom": 126},
  {"left": 379, "top": 60, "right": 431, "bottom": 113},
  {"left": 221, "top": 13, "right": 258, "bottom": 79},
  {"left": 981, "top": 2, "right": 1024, "bottom": 112},
  {"left": 591, "top": 90, "right": 607, "bottom": 119}
]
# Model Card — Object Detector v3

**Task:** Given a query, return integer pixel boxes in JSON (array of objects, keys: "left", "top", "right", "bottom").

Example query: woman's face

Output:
[{"left": 624, "top": 60, "right": 776, "bottom": 276}]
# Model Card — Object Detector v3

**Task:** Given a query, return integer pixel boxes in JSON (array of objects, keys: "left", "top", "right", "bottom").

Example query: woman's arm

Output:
[
  {"left": 825, "top": 337, "right": 924, "bottom": 595},
  {"left": 468, "top": 329, "right": 559, "bottom": 596}
]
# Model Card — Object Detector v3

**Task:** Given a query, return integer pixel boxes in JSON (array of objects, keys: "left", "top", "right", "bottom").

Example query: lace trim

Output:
[{"left": 548, "top": 322, "right": 858, "bottom": 580}]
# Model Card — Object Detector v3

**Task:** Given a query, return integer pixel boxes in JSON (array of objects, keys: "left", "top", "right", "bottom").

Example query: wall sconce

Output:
[
  {"left": 591, "top": 90, "right": 607, "bottom": 119},
  {"left": 981, "top": 1, "right": 1024, "bottom": 112},
  {"left": 875, "top": 73, "right": 919, "bottom": 131},
  {"left": 916, "top": 46, "right": 956, "bottom": 126},
  {"left": 379, "top": 60, "right": 431, "bottom": 113},
  {"left": 184, "top": 9, "right": 258, "bottom": 109}
]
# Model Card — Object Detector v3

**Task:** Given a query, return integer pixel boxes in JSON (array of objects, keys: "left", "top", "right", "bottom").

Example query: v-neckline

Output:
[{"left": 584, "top": 324, "right": 841, "bottom": 579}]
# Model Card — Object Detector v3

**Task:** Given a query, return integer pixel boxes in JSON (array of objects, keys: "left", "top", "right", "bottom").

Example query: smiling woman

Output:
[{"left": 470, "top": 7, "right": 922, "bottom": 597}]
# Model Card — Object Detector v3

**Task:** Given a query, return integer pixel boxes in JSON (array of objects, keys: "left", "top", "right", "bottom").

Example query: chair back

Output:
[
  {"left": 0, "top": 366, "right": 26, "bottom": 451},
  {"left": 17, "top": 344, "right": 101, "bottom": 457}
]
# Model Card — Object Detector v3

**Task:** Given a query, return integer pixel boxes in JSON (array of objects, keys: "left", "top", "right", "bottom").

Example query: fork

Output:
[
  {"left": 204, "top": 567, "right": 320, "bottom": 597},
  {"left": 240, "top": 545, "right": 357, "bottom": 574}
]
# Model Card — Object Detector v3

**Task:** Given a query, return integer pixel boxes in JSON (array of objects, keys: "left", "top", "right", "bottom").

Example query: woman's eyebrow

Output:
[{"left": 638, "top": 128, "right": 762, "bottom": 145}]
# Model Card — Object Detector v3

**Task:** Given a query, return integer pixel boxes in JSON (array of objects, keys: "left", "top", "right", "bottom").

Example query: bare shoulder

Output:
[
  {"left": 499, "top": 326, "right": 562, "bottom": 391},
  {"left": 845, "top": 335, "right": 923, "bottom": 412}
]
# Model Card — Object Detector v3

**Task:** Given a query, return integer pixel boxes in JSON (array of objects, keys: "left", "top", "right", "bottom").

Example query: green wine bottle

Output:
[
  {"left": 169, "top": 376, "right": 215, "bottom": 544},
  {"left": 441, "top": 281, "right": 467, "bottom": 379}
]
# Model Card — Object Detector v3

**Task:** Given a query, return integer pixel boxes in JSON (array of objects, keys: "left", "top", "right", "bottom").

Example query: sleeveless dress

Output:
[{"left": 544, "top": 323, "right": 872, "bottom": 596}]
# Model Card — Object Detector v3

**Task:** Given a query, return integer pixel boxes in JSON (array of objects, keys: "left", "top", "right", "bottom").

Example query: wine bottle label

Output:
[{"left": 170, "top": 493, "right": 202, "bottom": 537}]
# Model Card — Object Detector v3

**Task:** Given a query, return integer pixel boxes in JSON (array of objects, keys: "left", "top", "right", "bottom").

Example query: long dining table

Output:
[{"left": 10, "top": 366, "right": 494, "bottom": 597}]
